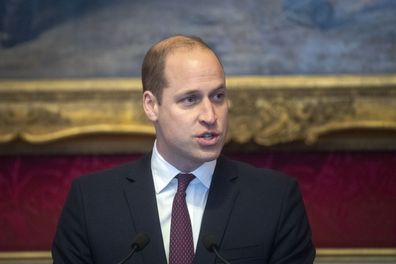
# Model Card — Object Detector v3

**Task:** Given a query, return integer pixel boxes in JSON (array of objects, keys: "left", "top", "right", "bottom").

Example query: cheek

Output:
[
  {"left": 162, "top": 113, "right": 192, "bottom": 133},
  {"left": 217, "top": 106, "right": 229, "bottom": 121}
]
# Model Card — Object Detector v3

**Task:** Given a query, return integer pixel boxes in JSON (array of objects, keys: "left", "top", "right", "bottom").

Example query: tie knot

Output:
[{"left": 176, "top": 173, "right": 195, "bottom": 193}]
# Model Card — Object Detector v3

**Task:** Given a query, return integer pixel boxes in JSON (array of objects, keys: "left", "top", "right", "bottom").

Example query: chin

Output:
[{"left": 198, "top": 149, "right": 222, "bottom": 162}]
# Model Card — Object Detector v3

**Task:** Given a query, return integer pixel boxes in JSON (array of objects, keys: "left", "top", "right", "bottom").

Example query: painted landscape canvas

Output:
[{"left": 0, "top": 0, "right": 395, "bottom": 78}]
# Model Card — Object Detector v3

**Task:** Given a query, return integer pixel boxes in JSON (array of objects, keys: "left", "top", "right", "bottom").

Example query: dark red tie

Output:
[{"left": 169, "top": 173, "right": 195, "bottom": 264}]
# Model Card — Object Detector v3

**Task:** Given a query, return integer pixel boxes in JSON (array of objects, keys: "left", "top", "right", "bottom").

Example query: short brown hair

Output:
[{"left": 141, "top": 35, "right": 222, "bottom": 103}]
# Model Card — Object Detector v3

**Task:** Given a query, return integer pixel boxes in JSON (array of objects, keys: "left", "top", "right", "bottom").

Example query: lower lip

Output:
[{"left": 196, "top": 135, "right": 221, "bottom": 146}]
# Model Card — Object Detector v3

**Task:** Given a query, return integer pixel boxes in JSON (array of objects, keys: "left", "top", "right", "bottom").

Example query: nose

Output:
[{"left": 199, "top": 99, "right": 216, "bottom": 126}]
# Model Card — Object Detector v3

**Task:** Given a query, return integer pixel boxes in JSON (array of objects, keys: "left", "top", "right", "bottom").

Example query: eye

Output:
[
  {"left": 181, "top": 95, "right": 198, "bottom": 105},
  {"left": 212, "top": 91, "right": 226, "bottom": 103}
]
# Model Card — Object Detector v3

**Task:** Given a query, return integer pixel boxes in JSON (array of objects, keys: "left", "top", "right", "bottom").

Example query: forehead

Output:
[{"left": 163, "top": 47, "right": 224, "bottom": 89}]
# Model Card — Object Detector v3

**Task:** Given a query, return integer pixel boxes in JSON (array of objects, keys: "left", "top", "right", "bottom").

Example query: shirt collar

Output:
[{"left": 151, "top": 140, "right": 215, "bottom": 194}]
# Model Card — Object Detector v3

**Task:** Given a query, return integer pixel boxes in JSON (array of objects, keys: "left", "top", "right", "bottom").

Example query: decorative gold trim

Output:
[
  {"left": 316, "top": 248, "right": 396, "bottom": 262},
  {"left": 1, "top": 75, "right": 396, "bottom": 148},
  {"left": 0, "top": 78, "right": 141, "bottom": 91},
  {"left": 227, "top": 75, "right": 396, "bottom": 147},
  {"left": 0, "top": 251, "right": 51, "bottom": 259},
  {"left": 317, "top": 248, "right": 396, "bottom": 256},
  {"left": 0, "top": 248, "right": 395, "bottom": 260},
  {"left": 227, "top": 75, "right": 396, "bottom": 89},
  {"left": 20, "top": 124, "right": 155, "bottom": 143}
]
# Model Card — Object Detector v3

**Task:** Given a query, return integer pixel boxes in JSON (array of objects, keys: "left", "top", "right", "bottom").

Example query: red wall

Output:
[{"left": 1, "top": 152, "right": 395, "bottom": 251}]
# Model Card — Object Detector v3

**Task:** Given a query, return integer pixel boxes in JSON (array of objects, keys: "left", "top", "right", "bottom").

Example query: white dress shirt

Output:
[{"left": 151, "top": 141, "right": 215, "bottom": 262}]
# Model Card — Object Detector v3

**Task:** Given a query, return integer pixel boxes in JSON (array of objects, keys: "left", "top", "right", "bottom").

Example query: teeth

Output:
[{"left": 202, "top": 133, "right": 213, "bottom": 139}]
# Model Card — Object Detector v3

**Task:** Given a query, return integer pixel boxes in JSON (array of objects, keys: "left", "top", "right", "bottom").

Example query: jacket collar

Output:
[{"left": 123, "top": 154, "right": 239, "bottom": 264}]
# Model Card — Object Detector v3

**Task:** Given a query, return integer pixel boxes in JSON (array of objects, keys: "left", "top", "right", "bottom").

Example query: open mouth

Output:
[
  {"left": 196, "top": 132, "right": 220, "bottom": 145},
  {"left": 199, "top": 133, "right": 217, "bottom": 139}
]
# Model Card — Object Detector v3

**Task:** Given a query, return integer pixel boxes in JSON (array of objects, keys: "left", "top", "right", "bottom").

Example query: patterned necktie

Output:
[{"left": 169, "top": 173, "right": 195, "bottom": 264}]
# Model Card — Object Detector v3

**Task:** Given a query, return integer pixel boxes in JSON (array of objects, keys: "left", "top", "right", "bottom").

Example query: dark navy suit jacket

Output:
[{"left": 52, "top": 154, "right": 315, "bottom": 263}]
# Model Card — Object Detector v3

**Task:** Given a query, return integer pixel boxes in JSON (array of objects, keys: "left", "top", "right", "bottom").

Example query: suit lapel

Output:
[
  {"left": 194, "top": 156, "right": 240, "bottom": 264},
  {"left": 123, "top": 154, "right": 167, "bottom": 264}
]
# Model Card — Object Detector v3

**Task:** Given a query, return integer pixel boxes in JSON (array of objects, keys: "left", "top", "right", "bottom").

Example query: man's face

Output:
[{"left": 144, "top": 48, "right": 228, "bottom": 172}]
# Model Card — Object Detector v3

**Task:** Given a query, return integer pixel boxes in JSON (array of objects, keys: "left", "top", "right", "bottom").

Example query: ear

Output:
[{"left": 143, "top": 91, "right": 159, "bottom": 121}]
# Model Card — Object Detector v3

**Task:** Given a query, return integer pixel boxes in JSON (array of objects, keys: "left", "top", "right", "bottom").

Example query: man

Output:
[{"left": 52, "top": 35, "right": 315, "bottom": 264}]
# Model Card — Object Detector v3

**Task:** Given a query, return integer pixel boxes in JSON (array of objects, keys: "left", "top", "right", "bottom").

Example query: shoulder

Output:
[
  {"left": 217, "top": 155, "right": 297, "bottom": 191},
  {"left": 73, "top": 153, "right": 151, "bottom": 190}
]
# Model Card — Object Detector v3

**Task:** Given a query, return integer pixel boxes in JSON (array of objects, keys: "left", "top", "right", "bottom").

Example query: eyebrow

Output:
[
  {"left": 176, "top": 84, "right": 226, "bottom": 98},
  {"left": 209, "top": 85, "right": 227, "bottom": 95}
]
